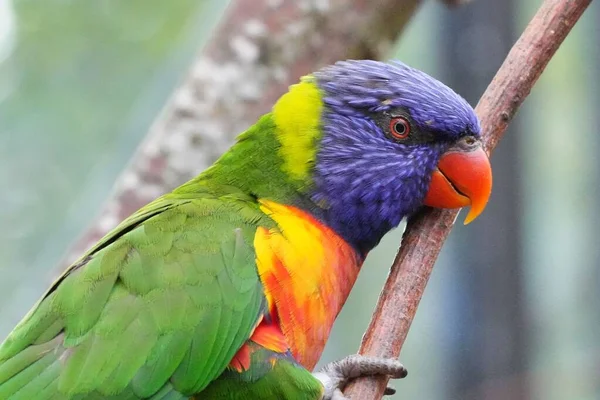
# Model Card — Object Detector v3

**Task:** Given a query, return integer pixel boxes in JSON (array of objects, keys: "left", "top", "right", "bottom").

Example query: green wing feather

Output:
[{"left": 0, "top": 191, "right": 271, "bottom": 399}]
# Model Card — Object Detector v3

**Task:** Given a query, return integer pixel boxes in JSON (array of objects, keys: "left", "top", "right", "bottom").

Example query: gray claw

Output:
[
  {"left": 384, "top": 386, "right": 396, "bottom": 396},
  {"left": 314, "top": 355, "right": 407, "bottom": 400}
]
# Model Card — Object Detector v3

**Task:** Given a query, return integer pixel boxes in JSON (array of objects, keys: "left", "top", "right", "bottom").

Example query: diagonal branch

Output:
[{"left": 343, "top": 0, "right": 593, "bottom": 398}]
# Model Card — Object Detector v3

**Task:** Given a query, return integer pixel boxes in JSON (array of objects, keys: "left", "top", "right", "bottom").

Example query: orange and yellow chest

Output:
[{"left": 254, "top": 200, "right": 363, "bottom": 370}]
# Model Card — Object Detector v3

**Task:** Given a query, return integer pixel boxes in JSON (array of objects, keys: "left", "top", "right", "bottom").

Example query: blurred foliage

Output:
[{"left": 0, "top": 0, "right": 227, "bottom": 327}]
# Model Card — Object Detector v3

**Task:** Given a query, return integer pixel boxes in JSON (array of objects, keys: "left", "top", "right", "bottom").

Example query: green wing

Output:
[{"left": 0, "top": 193, "right": 270, "bottom": 399}]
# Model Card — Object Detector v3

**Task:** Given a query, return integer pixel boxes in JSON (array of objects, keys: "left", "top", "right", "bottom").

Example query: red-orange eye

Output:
[{"left": 390, "top": 117, "right": 411, "bottom": 140}]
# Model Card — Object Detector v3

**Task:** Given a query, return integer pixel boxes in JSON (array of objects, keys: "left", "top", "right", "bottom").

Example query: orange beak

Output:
[{"left": 423, "top": 141, "right": 492, "bottom": 224}]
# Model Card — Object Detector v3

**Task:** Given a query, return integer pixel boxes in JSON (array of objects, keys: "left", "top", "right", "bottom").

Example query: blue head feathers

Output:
[
  {"left": 314, "top": 60, "right": 480, "bottom": 137},
  {"left": 309, "top": 60, "right": 480, "bottom": 255}
]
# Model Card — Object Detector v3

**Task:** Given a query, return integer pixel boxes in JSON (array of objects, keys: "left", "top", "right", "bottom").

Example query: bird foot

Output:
[{"left": 313, "top": 354, "right": 407, "bottom": 400}]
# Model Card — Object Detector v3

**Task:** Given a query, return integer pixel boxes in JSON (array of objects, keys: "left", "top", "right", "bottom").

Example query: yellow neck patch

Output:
[
  {"left": 254, "top": 200, "right": 362, "bottom": 369},
  {"left": 272, "top": 76, "right": 323, "bottom": 182}
]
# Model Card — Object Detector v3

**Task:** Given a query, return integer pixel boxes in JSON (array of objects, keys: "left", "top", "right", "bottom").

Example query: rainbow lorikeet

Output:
[{"left": 0, "top": 60, "right": 492, "bottom": 399}]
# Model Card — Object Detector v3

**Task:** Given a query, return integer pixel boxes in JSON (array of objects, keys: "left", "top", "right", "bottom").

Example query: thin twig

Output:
[{"left": 343, "top": 0, "right": 593, "bottom": 398}]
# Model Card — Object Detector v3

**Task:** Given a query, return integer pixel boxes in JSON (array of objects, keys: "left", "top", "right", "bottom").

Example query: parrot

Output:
[{"left": 0, "top": 60, "right": 492, "bottom": 400}]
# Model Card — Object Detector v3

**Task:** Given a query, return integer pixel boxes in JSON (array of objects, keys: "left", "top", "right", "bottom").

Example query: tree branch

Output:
[
  {"left": 343, "top": 0, "right": 593, "bottom": 398},
  {"left": 57, "top": 0, "right": 434, "bottom": 270}
]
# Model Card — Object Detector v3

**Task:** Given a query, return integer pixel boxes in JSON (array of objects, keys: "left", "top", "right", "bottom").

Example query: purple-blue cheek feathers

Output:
[
  {"left": 311, "top": 111, "right": 444, "bottom": 255},
  {"left": 306, "top": 60, "right": 481, "bottom": 254}
]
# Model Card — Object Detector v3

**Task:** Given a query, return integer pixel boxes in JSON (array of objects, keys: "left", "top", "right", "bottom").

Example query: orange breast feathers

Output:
[{"left": 253, "top": 200, "right": 363, "bottom": 370}]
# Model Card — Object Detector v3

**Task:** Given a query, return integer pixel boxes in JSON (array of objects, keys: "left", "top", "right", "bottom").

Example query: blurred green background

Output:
[{"left": 1, "top": 0, "right": 599, "bottom": 399}]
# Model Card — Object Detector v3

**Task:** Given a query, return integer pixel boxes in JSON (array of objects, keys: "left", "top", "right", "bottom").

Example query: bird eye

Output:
[{"left": 389, "top": 117, "right": 411, "bottom": 140}]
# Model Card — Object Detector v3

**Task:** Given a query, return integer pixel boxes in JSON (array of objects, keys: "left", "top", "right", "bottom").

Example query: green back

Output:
[
  {"left": 0, "top": 188, "right": 273, "bottom": 399},
  {"left": 190, "top": 113, "right": 314, "bottom": 209},
  {"left": 0, "top": 110, "right": 323, "bottom": 399}
]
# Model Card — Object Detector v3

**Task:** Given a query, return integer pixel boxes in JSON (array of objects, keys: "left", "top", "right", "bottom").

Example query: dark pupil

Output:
[{"left": 394, "top": 121, "right": 406, "bottom": 134}]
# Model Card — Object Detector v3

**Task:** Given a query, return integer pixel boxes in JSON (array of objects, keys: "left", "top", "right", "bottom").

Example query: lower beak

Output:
[{"left": 423, "top": 141, "right": 492, "bottom": 224}]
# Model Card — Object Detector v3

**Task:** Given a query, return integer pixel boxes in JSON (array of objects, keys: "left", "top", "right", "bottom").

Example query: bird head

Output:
[{"left": 272, "top": 60, "right": 492, "bottom": 254}]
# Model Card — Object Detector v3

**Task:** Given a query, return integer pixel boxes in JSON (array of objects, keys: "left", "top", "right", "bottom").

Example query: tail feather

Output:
[
  {"left": 11, "top": 359, "right": 64, "bottom": 400},
  {"left": 0, "top": 335, "right": 65, "bottom": 399},
  {"left": 0, "top": 334, "right": 191, "bottom": 399}
]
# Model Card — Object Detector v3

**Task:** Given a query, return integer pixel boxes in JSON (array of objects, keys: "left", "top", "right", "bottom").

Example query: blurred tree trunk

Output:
[
  {"left": 56, "top": 0, "right": 431, "bottom": 271},
  {"left": 592, "top": 1, "right": 600, "bottom": 379},
  {"left": 439, "top": 1, "right": 529, "bottom": 399}
]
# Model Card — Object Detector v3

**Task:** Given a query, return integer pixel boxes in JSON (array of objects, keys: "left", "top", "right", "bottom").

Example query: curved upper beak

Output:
[{"left": 423, "top": 141, "right": 492, "bottom": 224}]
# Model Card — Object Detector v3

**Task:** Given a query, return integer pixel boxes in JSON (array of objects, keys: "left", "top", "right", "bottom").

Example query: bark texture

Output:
[
  {"left": 60, "top": 0, "right": 428, "bottom": 270},
  {"left": 59, "top": 0, "right": 427, "bottom": 267}
]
